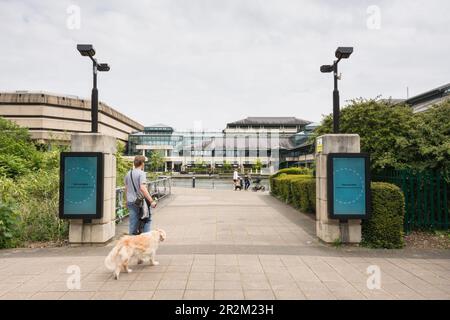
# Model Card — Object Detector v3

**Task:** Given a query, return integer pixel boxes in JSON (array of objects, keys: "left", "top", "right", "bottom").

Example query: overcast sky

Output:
[{"left": 1, "top": 0, "right": 449, "bottom": 130}]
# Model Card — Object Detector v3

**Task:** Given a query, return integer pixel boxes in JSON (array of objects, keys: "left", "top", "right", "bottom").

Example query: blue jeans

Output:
[{"left": 127, "top": 202, "right": 151, "bottom": 235}]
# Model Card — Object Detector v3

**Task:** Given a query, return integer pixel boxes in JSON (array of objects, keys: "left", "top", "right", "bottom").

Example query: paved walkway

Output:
[{"left": 0, "top": 187, "right": 449, "bottom": 300}]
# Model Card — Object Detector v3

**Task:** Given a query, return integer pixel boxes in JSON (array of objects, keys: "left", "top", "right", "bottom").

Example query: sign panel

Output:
[
  {"left": 59, "top": 152, "right": 103, "bottom": 219},
  {"left": 316, "top": 137, "right": 323, "bottom": 153},
  {"left": 327, "top": 153, "right": 371, "bottom": 220}
]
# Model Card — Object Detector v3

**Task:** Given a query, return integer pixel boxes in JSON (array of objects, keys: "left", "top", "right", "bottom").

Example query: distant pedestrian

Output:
[
  {"left": 234, "top": 177, "right": 243, "bottom": 191},
  {"left": 244, "top": 174, "right": 251, "bottom": 190}
]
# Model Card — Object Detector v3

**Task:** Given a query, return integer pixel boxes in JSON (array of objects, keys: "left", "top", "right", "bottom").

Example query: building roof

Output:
[
  {"left": 389, "top": 83, "right": 450, "bottom": 112},
  {"left": 141, "top": 124, "right": 175, "bottom": 134},
  {"left": 404, "top": 83, "right": 450, "bottom": 112},
  {"left": 227, "top": 117, "right": 311, "bottom": 127},
  {"left": 147, "top": 123, "right": 173, "bottom": 128},
  {"left": 0, "top": 91, "right": 144, "bottom": 131}
]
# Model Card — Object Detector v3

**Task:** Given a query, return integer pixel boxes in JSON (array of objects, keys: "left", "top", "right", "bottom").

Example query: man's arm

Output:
[
  {"left": 140, "top": 183, "right": 157, "bottom": 208},
  {"left": 139, "top": 183, "right": 153, "bottom": 202}
]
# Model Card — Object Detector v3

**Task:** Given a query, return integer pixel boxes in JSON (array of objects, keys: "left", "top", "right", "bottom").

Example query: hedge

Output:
[
  {"left": 362, "top": 182, "right": 405, "bottom": 249},
  {"left": 270, "top": 170, "right": 312, "bottom": 197},
  {"left": 270, "top": 174, "right": 315, "bottom": 212},
  {"left": 271, "top": 167, "right": 312, "bottom": 180},
  {"left": 291, "top": 179, "right": 316, "bottom": 212},
  {"left": 270, "top": 172, "right": 405, "bottom": 248}
]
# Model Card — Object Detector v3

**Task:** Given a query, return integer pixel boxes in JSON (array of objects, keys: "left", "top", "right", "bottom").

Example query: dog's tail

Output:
[{"left": 104, "top": 241, "right": 123, "bottom": 271}]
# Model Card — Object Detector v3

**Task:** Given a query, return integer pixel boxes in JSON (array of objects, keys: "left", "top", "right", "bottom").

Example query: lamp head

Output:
[
  {"left": 77, "top": 44, "right": 96, "bottom": 57},
  {"left": 97, "top": 63, "right": 110, "bottom": 72},
  {"left": 320, "top": 65, "right": 334, "bottom": 73},
  {"left": 335, "top": 47, "right": 353, "bottom": 59}
]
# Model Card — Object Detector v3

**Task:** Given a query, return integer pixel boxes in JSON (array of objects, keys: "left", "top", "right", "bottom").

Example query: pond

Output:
[{"left": 171, "top": 177, "right": 270, "bottom": 191}]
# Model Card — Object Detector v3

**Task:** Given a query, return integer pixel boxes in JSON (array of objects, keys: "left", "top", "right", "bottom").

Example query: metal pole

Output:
[
  {"left": 333, "top": 61, "right": 340, "bottom": 134},
  {"left": 91, "top": 60, "right": 98, "bottom": 133}
]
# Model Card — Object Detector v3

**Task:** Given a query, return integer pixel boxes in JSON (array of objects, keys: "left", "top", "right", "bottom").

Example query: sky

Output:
[{"left": 0, "top": 0, "right": 449, "bottom": 131}]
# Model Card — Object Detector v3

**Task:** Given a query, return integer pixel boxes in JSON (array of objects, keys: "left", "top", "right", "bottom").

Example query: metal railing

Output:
[{"left": 115, "top": 177, "right": 172, "bottom": 223}]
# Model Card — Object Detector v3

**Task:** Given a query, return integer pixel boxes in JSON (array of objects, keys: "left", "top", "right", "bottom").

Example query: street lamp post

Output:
[
  {"left": 320, "top": 47, "right": 353, "bottom": 133},
  {"left": 77, "top": 44, "right": 110, "bottom": 133}
]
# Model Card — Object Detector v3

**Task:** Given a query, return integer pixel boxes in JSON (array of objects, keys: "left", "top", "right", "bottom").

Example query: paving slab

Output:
[{"left": 0, "top": 187, "right": 449, "bottom": 300}]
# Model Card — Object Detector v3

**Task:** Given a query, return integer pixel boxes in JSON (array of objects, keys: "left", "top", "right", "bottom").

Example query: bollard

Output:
[{"left": 192, "top": 176, "right": 196, "bottom": 188}]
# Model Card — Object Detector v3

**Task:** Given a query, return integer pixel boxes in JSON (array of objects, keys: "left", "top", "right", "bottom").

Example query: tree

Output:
[
  {"left": 0, "top": 117, "right": 41, "bottom": 177},
  {"left": 195, "top": 158, "right": 207, "bottom": 168},
  {"left": 254, "top": 158, "right": 263, "bottom": 173},
  {"left": 223, "top": 160, "right": 232, "bottom": 172},
  {"left": 314, "top": 98, "right": 450, "bottom": 172},
  {"left": 148, "top": 151, "right": 165, "bottom": 172},
  {"left": 413, "top": 102, "right": 450, "bottom": 172},
  {"left": 115, "top": 142, "right": 132, "bottom": 186},
  {"left": 0, "top": 117, "right": 68, "bottom": 247}
]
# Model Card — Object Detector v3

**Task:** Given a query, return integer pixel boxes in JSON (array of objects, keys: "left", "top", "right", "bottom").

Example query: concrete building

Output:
[
  {"left": 391, "top": 83, "right": 450, "bottom": 113},
  {"left": 127, "top": 117, "right": 314, "bottom": 173},
  {"left": 0, "top": 91, "right": 144, "bottom": 144}
]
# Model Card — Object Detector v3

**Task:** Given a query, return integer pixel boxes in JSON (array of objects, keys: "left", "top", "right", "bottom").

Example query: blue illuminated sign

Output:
[
  {"left": 59, "top": 152, "right": 103, "bottom": 219},
  {"left": 327, "top": 153, "right": 371, "bottom": 220}
]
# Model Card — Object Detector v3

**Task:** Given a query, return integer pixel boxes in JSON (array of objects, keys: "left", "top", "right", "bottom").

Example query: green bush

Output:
[
  {"left": 0, "top": 168, "right": 68, "bottom": 245},
  {"left": 271, "top": 174, "right": 405, "bottom": 248},
  {"left": 290, "top": 179, "right": 316, "bottom": 213},
  {"left": 269, "top": 173, "right": 284, "bottom": 196},
  {"left": 362, "top": 182, "right": 405, "bottom": 249},
  {"left": 0, "top": 202, "right": 20, "bottom": 248},
  {"left": 271, "top": 167, "right": 312, "bottom": 179},
  {"left": 278, "top": 175, "right": 296, "bottom": 202},
  {"left": 0, "top": 117, "right": 71, "bottom": 246},
  {"left": 0, "top": 154, "right": 30, "bottom": 177},
  {"left": 16, "top": 170, "right": 68, "bottom": 242},
  {"left": 270, "top": 174, "right": 314, "bottom": 208},
  {"left": 270, "top": 174, "right": 292, "bottom": 200}
]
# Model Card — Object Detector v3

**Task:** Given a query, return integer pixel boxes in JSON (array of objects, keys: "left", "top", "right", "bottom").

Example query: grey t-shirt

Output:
[{"left": 125, "top": 169, "right": 147, "bottom": 203}]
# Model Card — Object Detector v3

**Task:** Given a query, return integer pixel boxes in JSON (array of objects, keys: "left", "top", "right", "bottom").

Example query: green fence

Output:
[{"left": 373, "top": 170, "right": 449, "bottom": 233}]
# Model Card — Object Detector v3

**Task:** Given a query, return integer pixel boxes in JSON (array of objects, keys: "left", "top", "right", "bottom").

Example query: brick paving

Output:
[{"left": 0, "top": 187, "right": 449, "bottom": 300}]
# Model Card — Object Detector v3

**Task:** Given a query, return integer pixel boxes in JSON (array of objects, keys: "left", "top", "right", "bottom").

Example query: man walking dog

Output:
[{"left": 124, "top": 155, "right": 157, "bottom": 235}]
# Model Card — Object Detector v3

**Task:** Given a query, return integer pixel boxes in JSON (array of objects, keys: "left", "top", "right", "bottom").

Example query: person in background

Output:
[
  {"left": 233, "top": 169, "right": 239, "bottom": 183},
  {"left": 244, "top": 174, "right": 251, "bottom": 190},
  {"left": 124, "top": 155, "right": 157, "bottom": 235},
  {"left": 234, "top": 176, "right": 243, "bottom": 191}
]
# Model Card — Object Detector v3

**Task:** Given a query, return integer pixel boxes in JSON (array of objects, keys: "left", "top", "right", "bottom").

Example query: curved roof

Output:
[
  {"left": 227, "top": 117, "right": 311, "bottom": 127},
  {"left": 147, "top": 123, "right": 173, "bottom": 128}
]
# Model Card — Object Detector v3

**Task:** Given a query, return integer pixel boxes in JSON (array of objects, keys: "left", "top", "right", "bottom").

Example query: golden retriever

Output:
[{"left": 104, "top": 229, "right": 166, "bottom": 280}]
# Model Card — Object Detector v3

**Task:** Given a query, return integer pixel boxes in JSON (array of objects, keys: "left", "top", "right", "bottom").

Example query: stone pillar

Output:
[
  {"left": 69, "top": 133, "right": 117, "bottom": 244},
  {"left": 315, "top": 134, "right": 362, "bottom": 244}
]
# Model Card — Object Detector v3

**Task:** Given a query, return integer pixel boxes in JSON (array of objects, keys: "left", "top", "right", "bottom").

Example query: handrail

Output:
[{"left": 115, "top": 177, "right": 172, "bottom": 223}]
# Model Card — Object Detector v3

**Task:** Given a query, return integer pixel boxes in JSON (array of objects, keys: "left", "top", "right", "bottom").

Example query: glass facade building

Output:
[{"left": 127, "top": 118, "right": 315, "bottom": 173}]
